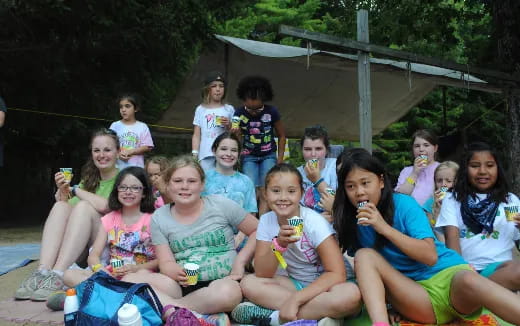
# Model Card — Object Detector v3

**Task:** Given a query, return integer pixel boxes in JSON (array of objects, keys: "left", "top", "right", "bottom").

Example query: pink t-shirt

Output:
[
  {"left": 395, "top": 161, "right": 439, "bottom": 206},
  {"left": 101, "top": 211, "right": 156, "bottom": 266}
]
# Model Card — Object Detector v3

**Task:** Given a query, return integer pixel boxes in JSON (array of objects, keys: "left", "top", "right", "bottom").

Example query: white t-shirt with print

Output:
[
  {"left": 256, "top": 206, "right": 335, "bottom": 284},
  {"left": 436, "top": 192, "right": 520, "bottom": 271},
  {"left": 109, "top": 120, "right": 154, "bottom": 168},
  {"left": 193, "top": 104, "right": 235, "bottom": 160}
]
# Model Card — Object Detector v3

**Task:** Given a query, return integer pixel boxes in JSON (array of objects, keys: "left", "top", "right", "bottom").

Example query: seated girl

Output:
[
  {"left": 47, "top": 166, "right": 158, "bottom": 310},
  {"left": 232, "top": 163, "right": 361, "bottom": 325},
  {"left": 437, "top": 142, "right": 520, "bottom": 291},
  {"left": 144, "top": 155, "right": 258, "bottom": 322},
  {"left": 145, "top": 155, "right": 173, "bottom": 208},
  {"left": 15, "top": 128, "right": 119, "bottom": 301},
  {"left": 334, "top": 147, "right": 520, "bottom": 326}
]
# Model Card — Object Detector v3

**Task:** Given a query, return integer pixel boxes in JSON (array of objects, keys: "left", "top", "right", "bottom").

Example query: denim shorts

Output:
[{"left": 241, "top": 152, "right": 277, "bottom": 187}]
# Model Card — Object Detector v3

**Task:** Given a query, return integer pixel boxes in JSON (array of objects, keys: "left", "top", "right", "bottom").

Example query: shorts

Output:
[
  {"left": 241, "top": 152, "right": 277, "bottom": 187},
  {"left": 478, "top": 261, "right": 506, "bottom": 278},
  {"left": 344, "top": 256, "right": 356, "bottom": 282},
  {"left": 417, "top": 264, "right": 482, "bottom": 324},
  {"left": 289, "top": 277, "right": 309, "bottom": 291},
  {"left": 181, "top": 280, "right": 212, "bottom": 296}
]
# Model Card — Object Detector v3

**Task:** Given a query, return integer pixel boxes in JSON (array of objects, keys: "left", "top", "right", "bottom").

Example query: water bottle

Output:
[
  {"left": 118, "top": 303, "right": 142, "bottom": 326},
  {"left": 63, "top": 288, "right": 79, "bottom": 325}
]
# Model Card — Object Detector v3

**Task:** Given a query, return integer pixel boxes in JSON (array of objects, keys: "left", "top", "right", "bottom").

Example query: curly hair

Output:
[{"left": 236, "top": 76, "right": 274, "bottom": 102}]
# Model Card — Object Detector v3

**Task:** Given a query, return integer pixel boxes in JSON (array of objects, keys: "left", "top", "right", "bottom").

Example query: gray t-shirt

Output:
[{"left": 151, "top": 195, "right": 247, "bottom": 281}]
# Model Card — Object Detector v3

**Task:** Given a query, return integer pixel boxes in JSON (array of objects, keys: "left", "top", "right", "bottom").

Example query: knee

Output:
[
  {"left": 240, "top": 274, "right": 261, "bottom": 298},
  {"left": 453, "top": 270, "right": 481, "bottom": 294},
  {"left": 354, "top": 248, "right": 378, "bottom": 269},
  {"left": 329, "top": 284, "right": 362, "bottom": 316},
  {"left": 71, "top": 200, "right": 97, "bottom": 216},
  {"left": 212, "top": 280, "right": 242, "bottom": 310}
]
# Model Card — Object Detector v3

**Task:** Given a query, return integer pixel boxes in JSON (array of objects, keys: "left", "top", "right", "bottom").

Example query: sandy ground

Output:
[{"left": 0, "top": 226, "right": 45, "bottom": 326}]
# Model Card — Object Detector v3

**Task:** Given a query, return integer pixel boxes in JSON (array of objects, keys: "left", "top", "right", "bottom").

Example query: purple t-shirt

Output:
[
  {"left": 395, "top": 161, "right": 439, "bottom": 206},
  {"left": 233, "top": 104, "right": 280, "bottom": 157}
]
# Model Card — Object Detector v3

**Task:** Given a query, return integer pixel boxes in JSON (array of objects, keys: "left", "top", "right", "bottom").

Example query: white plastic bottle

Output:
[
  {"left": 118, "top": 303, "right": 142, "bottom": 326},
  {"left": 64, "top": 288, "right": 79, "bottom": 325}
]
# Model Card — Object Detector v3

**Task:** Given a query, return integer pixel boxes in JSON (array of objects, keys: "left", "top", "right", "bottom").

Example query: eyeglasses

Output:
[
  {"left": 245, "top": 105, "right": 264, "bottom": 112},
  {"left": 117, "top": 185, "right": 143, "bottom": 193}
]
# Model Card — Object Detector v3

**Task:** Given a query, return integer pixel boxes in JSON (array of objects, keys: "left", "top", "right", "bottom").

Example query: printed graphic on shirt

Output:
[
  {"left": 107, "top": 225, "right": 155, "bottom": 265},
  {"left": 459, "top": 229, "right": 500, "bottom": 240},
  {"left": 240, "top": 113, "right": 274, "bottom": 155},
  {"left": 120, "top": 131, "right": 139, "bottom": 150}
]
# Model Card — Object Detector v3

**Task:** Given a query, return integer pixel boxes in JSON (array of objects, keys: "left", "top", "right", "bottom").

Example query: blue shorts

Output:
[
  {"left": 478, "top": 261, "right": 506, "bottom": 278},
  {"left": 241, "top": 152, "right": 277, "bottom": 187}
]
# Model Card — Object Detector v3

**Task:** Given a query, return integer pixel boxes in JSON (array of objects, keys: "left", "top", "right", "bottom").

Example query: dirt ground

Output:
[{"left": 0, "top": 226, "right": 45, "bottom": 326}]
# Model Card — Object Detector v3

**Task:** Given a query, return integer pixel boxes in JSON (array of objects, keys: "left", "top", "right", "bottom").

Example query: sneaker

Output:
[
  {"left": 31, "top": 271, "right": 64, "bottom": 301},
  {"left": 231, "top": 302, "right": 274, "bottom": 324},
  {"left": 196, "top": 312, "right": 231, "bottom": 326},
  {"left": 46, "top": 290, "right": 66, "bottom": 311},
  {"left": 14, "top": 269, "right": 46, "bottom": 300},
  {"left": 318, "top": 317, "right": 343, "bottom": 326}
]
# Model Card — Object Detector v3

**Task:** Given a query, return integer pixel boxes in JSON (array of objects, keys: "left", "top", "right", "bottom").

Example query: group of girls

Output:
[{"left": 191, "top": 73, "right": 286, "bottom": 216}]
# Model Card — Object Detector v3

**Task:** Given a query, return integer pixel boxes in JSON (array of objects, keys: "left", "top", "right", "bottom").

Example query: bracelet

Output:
[
  {"left": 313, "top": 178, "right": 324, "bottom": 188},
  {"left": 271, "top": 238, "right": 288, "bottom": 269},
  {"left": 272, "top": 237, "right": 287, "bottom": 253},
  {"left": 91, "top": 263, "right": 102, "bottom": 272},
  {"left": 406, "top": 176, "right": 416, "bottom": 185},
  {"left": 191, "top": 150, "right": 199, "bottom": 155}
]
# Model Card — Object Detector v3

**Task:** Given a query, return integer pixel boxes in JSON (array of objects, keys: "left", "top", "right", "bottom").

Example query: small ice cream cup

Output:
[
  {"left": 215, "top": 116, "right": 224, "bottom": 126},
  {"left": 288, "top": 216, "right": 304, "bottom": 239},
  {"left": 325, "top": 188, "right": 336, "bottom": 196},
  {"left": 308, "top": 159, "right": 319, "bottom": 169},
  {"left": 60, "top": 168, "right": 73, "bottom": 183},
  {"left": 418, "top": 155, "right": 428, "bottom": 164},
  {"left": 231, "top": 116, "right": 241, "bottom": 129},
  {"left": 504, "top": 206, "right": 519, "bottom": 222},
  {"left": 110, "top": 258, "right": 124, "bottom": 270},
  {"left": 357, "top": 201, "right": 369, "bottom": 223},
  {"left": 184, "top": 263, "right": 200, "bottom": 285}
]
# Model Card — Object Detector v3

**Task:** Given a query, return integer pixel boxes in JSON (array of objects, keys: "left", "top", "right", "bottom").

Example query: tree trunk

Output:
[{"left": 506, "top": 89, "right": 520, "bottom": 195}]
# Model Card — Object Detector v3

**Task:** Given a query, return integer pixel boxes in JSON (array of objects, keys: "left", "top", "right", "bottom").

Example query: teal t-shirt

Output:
[{"left": 202, "top": 169, "right": 258, "bottom": 213}]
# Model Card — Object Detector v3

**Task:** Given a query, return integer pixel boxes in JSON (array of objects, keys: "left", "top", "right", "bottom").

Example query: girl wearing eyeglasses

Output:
[
  {"left": 52, "top": 167, "right": 158, "bottom": 302},
  {"left": 231, "top": 75, "right": 286, "bottom": 216}
]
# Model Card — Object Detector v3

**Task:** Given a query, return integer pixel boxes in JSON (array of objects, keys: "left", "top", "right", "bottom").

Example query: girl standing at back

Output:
[
  {"left": 232, "top": 163, "right": 360, "bottom": 325},
  {"left": 334, "top": 148, "right": 520, "bottom": 326},
  {"left": 48, "top": 167, "right": 158, "bottom": 310},
  {"left": 232, "top": 76, "right": 286, "bottom": 215},
  {"left": 110, "top": 94, "right": 154, "bottom": 168},
  {"left": 192, "top": 71, "right": 234, "bottom": 172},
  {"left": 437, "top": 142, "right": 520, "bottom": 291},
  {"left": 395, "top": 129, "right": 439, "bottom": 206}
]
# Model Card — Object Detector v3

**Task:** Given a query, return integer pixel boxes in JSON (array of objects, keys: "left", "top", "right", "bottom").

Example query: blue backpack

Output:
[{"left": 75, "top": 270, "right": 163, "bottom": 325}]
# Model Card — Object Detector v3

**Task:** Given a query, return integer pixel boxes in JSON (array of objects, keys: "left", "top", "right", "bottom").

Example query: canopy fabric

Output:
[{"left": 159, "top": 35, "right": 498, "bottom": 140}]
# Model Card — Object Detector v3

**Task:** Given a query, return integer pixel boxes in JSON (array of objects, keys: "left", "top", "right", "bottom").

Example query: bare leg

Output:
[
  {"left": 241, "top": 274, "right": 297, "bottom": 309},
  {"left": 63, "top": 269, "right": 93, "bottom": 288},
  {"left": 53, "top": 201, "right": 101, "bottom": 271},
  {"left": 124, "top": 271, "right": 182, "bottom": 299},
  {"left": 354, "top": 248, "right": 436, "bottom": 324},
  {"left": 39, "top": 202, "right": 73, "bottom": 270},
  {"left": 487, "top": 260, "right": 520, "bottom": 291},
  {"left": 297, "top": 282, "right": 361, "bottom": 320},
  {"left": 450, "top": 270, "right": 520, "bottom": 325}
]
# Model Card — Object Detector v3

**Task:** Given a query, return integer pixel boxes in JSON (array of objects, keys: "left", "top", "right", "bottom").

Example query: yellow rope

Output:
[{"left": 8, "top": 107, "right": 193, "bottom": 132}]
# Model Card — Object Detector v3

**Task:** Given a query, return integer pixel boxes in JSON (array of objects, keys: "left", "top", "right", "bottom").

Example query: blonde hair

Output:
[
  {"left": 201, "top": 82, "right": 226, "bottom": 105},
  {"left": 145, "top": 156, "right": 171, "bottom": 173},
  {"left": 163, "top": 154, "right": 205, "bottom": 184},
  {"left": 434, "top": 160, "right": 459, "bottom": 189}
]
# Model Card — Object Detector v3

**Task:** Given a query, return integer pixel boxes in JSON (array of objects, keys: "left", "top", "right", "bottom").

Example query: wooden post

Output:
[{"left": 357, "top": 10, "right": 372, "bottom": 153}]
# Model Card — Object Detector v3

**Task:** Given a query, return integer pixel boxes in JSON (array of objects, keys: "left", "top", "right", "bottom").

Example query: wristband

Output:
[
  {"left": 406, "top": 177, "right": 416, "bottom": 185},
  {"left": 313, "top": 178, "right": 324, "bottom": 188},
  {"left": 271, "top": 238, "right": 288, "bottom": 269},
  {"left": 91, "top": 263, "right": 102, "bottom": 272},
  {"left": 191, "top": 150, "right": 199, "bottom": 155},
  {"left": 272, "top": 237, "right": 287, "bottom": 253}
]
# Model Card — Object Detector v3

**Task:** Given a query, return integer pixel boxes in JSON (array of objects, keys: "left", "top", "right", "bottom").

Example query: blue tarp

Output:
[{"left": 0, "top": 243, "right": 40, "bottom": 275}]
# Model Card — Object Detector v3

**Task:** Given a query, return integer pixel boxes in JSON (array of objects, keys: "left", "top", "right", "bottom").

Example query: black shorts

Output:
[{"left": 181, "top": 280, "right": 212, "bottom": 296}]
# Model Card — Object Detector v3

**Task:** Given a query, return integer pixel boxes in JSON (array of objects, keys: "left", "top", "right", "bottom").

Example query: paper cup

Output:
[
  {"left": 325, "top": 188, "right": 336, "bottom": 196},
  {"left": 184, "top": 263, "right": 200, "bottom": 285},
  {"left": 60, "top": 168, "right": 73, "bottom": 183},
  {"left": 504, "top": 206, "right": 518, "bottom": 222},
  {"left": 439, "top": 187, "right": 448, "bottom": 200},
  {"left": 110, "top": 258, "right": 124, "bottom": 270},
  {"left": 288, "top": 216, "right": 304, "bottom": 239},
  {"left": 357, "top": 201, "right": 369, "bottom": 223},
  {"left": 215, "top": 116, "right": 224, "bottom": 126},
  {"left": 231, "top": 116, "right": 241, "bottom": 129},
  {"left": 418, "top": 155, "right": 428, "bottom": 164},
  {"left": 308, "top": 159, "right": 319, "bottom": 169}
]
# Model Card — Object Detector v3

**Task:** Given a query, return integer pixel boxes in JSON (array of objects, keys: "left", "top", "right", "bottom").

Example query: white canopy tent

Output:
[{"left": 159, "top": 35, "right": 498, "bottom": 140}]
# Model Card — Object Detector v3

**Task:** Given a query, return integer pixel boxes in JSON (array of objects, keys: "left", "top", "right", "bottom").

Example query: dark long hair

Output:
[
  {"left": 453, "top": 142, "right": 509, "bottom": 204},
  {"left": 108, "top": 166, "right": 155, "bottom": 213},
  {"left": 81, "top": 128, "right": 119, "bottom": 192},
  {"left": 333, "top": 148, "right": 394, "bottom": 254}
]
